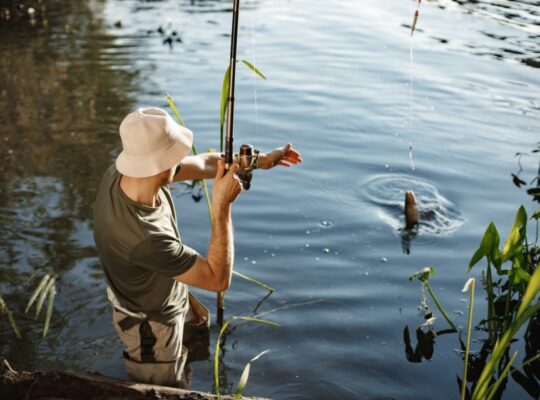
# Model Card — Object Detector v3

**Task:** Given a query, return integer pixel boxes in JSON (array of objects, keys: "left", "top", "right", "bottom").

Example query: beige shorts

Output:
[{"left": 111, "top": 294, "right": 210, "bottom": 387}]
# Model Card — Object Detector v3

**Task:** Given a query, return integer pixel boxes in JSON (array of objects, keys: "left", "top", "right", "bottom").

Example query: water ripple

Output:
[{"left": 363, "top": 174, "right": 466, "bottom": 237}]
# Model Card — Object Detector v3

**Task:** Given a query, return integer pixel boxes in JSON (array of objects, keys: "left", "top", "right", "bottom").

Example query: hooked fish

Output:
[{"left": 404, "top": 190, "right": 419, "bottom": 230}]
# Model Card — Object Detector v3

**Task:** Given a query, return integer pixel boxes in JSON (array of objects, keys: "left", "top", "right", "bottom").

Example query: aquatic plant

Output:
[
  {"left": 25, "top": 273, "right": 57, "bottom": 338},
  {"left": 0, "top": 295, "right": 21, "bottom": 339},
  {"left": 466, "top": 206, "right": 540, "bottom": 400},
  {"left": 408, "top": 267, "right": 458, "bottom": 332},
  {"left": 213, "top": 316, "right": 278, "bottom": 400},
  {"left": 414, "top": 206, "right": 540, "bottom": 399}
]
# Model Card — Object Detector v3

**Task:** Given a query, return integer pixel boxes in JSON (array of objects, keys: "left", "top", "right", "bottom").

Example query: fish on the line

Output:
[{"left": 405, "top": 190, "right": 419, "bottom": 230}]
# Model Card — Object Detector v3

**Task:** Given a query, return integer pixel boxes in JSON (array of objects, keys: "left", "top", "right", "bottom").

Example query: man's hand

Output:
[
  {"left": 258, "top": 143, "right": 303, "bottom": 170},
  {"left": 212, "top": 160, "right": 242, "bottom": 209}
]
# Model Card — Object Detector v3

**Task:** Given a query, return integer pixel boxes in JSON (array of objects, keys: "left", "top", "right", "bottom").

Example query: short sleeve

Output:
[{"left": 130, "top": 234, "right": 199, "bottom": 278}]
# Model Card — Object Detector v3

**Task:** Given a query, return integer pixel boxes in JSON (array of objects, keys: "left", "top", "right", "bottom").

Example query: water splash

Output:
[{"left": 364, "top": 174, "right": 465, "bottom": 237}]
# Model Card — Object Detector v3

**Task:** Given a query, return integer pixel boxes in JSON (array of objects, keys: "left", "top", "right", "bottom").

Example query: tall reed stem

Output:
[{"left": 461, "top": 278, "right": 475, "bottom": 400}]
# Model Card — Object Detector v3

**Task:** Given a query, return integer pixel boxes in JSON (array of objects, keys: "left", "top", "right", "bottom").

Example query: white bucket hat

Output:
[{"left": 115, "top": 107, "right": 193, "bottom": 178}]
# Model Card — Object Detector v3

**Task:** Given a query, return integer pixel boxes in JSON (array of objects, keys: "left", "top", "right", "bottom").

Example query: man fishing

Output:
[{"left": 93, "top": 107, "right": 301, "bottom": 386}]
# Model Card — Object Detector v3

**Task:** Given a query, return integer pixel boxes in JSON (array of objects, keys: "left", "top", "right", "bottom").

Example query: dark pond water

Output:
[{"left": 1, "top": 0, "right": 539, "bottom": 398}]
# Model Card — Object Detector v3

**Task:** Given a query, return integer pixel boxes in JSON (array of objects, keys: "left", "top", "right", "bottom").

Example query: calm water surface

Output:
[{"left": 0, "top": 0, "right": 539, "bottom": 398}]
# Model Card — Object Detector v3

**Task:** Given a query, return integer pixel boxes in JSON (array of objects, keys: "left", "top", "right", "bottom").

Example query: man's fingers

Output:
[
  {"left": 215, "top": 159, "right": 225, "bottom": 179},
  {"left": 228, "top": 162, "right": 240, "bottom": 175}
]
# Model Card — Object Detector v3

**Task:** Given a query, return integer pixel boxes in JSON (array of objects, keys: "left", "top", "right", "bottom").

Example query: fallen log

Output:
[{"left": 0, "top": 360, "right": 268, "bottom": 400}]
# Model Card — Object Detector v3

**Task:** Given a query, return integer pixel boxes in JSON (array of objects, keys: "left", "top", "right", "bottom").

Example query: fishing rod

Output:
[{"left": 217, "top": 0, "right": 261, "bottom": 325}]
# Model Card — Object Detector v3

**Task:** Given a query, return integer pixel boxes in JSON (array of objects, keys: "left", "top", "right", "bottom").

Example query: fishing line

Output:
[
  {"left": 408, "top": 0, "right": 421, "bottom": 172},
  {"left": 249, "top": 0, "right": 259, "bottom": 137}
]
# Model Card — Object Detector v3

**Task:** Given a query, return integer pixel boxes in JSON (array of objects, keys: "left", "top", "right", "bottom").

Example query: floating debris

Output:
[{"left": 322, "top": 248, "right": 330, "bottom": 254}]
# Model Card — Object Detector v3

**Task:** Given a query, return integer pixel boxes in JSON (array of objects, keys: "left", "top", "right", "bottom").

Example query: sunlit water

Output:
[{"left": 0, "top": 0, "right": 539, "bottom": 399}]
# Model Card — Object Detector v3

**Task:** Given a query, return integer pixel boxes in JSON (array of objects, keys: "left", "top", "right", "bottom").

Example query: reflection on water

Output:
[
  {"left": 0, "top": 0, "right": 137, "bottom": 372},
  {"left": 431, "top": 0, "right": 540, "bottom": 68}
]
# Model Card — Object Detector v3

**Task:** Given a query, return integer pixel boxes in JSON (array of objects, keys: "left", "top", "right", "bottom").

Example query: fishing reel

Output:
[{"left": 236, "top": 144, "right": 260, "bottom": 190}]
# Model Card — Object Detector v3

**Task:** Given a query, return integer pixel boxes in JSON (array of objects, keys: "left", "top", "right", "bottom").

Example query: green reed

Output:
[
  {"left": 25, "top": 272, "right": 57, "bottom": 338},
  {"left": 461, "top": 278, "right": 475, "bottom": 400},
  {"left": 0, "top": 295, "right": 21, "bottom": 339},
  {"left": 214, "top": 316, "right": 278, "bottom": 400}
]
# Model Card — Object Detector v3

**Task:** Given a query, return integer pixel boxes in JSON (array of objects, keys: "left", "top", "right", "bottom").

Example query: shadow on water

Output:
[{"left": 0, "top": 0, "right": 139, "bottom": 371}]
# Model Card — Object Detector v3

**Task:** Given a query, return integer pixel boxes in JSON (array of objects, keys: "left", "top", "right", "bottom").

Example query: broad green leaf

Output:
[
  {"left": 502, "top": 206, "right": 527, "bottom": 262},
  {"left": 25, "top": 274, "right": 50, "bottom": 313},
  {"left": 234, "top": 350, "right": 270, "bottom": 400},
  {"left": 509, "top": 266, "right": 531, "bottom": 287},
  {"left": 468, "top": 247, "right": 486, "bottom": 271},
  {"left": 468, "top": 222, "right": 500, "bottom": 271},
  {"left": 240, "top": 60, "right": 267, "bottom": 80},
  {"left": 408, "top": 267, "right": 435, "bottom": 283}
]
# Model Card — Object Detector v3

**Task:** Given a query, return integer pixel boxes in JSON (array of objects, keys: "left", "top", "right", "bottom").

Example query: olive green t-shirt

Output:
[{"left": 93, "top": 165, "right": 198, "bottom": 323}]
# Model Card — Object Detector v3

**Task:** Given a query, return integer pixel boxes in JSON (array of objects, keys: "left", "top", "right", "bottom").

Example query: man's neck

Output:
[{"left": 120, "top": 175, "right": 161, "bottom": 207}]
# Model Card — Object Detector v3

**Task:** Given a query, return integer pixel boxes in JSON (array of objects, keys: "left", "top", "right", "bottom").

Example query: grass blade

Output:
[
  {"left": 0, "top": 295, "right": 21, "bottom": 339},
  {"left": 25, "top": 274, "right": 50, "bottom": 313},
  {"left": 234, "top": 350, "right": 270, "bottom": 400},
  {"left": 166, "top": 94, "right": 213, "bottom": 224},
  {"left": 165, "top": 93, "right": 185, "bottom": 127},
  {"left": 233, "top": 271, "right": 274, "bottom": 292},
  {"left": 35, "top": 277, "right": 55, "bottom": 319},
  {"left": 43, "top": 283, "right": 56, "bottom": 338},
  {"left": 220, "top": 66, "right": 231, "bottom": 152},
  {"left": 240, "top": 60, "right": 267, "bottom": 80}
]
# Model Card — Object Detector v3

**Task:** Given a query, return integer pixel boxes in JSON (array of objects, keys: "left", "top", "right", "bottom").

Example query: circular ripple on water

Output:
[{"left": 362, "top": 174, "right": 465, "bottom": 237}]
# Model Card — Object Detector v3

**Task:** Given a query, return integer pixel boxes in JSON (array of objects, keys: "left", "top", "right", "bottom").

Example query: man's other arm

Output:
[{"left": 173, "top": 161, "right": 240, "bottom": 292}]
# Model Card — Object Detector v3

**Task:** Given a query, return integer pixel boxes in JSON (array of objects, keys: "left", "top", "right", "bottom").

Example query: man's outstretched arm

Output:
[{"left": 173, "top": 143, "right": 302, "bottom": 182}]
